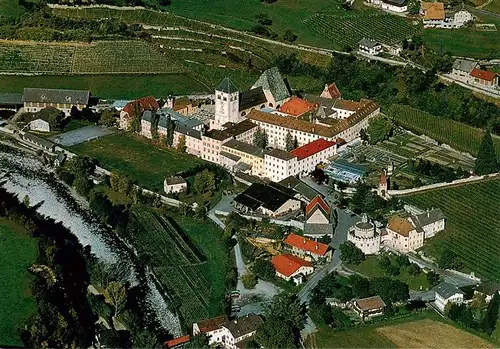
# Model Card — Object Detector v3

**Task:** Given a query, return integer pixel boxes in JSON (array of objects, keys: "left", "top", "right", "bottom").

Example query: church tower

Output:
[{"left": 212, "top": 77, "right": 241, "bottom": 130}]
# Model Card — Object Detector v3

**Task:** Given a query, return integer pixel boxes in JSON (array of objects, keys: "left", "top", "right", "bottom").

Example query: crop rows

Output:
[
  {"left": 403, "top": 179, "right": 500, "bottom": 280},
  {"left": 0, "top": 42, "right": 74, "bottom": 73},
  {"left": 388, "top": 104, "right": 500, "bottom": 157},
  {"left": 304, "top": 12, "right": 419, "bottom": 47},
  {"left": 129, "top": 207, "right": 212, "bottom": 324}
]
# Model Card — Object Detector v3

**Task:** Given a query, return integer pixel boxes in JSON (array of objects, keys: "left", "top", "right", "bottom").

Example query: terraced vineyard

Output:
[
  {"left": 387, "top": 104, "right": 500, "bottom": 157},
  {"left": 304, "top": 12, "right": 420, "bottom": 47},
  {"left": 127, "top": 207, "right": 212, "bottom": 325},
  {"left": 402, "top": 179, "right": 500, "bottom": 280}
]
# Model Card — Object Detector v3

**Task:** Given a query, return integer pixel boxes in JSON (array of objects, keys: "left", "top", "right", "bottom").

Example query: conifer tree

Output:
[{"left": 475, "top": 130, "right": 499, "bottom": 175}]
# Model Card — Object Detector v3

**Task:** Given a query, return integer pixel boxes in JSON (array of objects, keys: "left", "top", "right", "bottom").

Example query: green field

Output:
[
  {"left": 483, "top": 0, "right": 500, "bottom": 14},
  {"left": 402, "top": 179, "right": 500, "bottom": 281},
  {"left": 387, "top": 104, "right": 500, "bottom": 158},
  {"left": 348, "top": 255, "right": 430, "bottom": 291},
  {"left": 0, "top": 0, "right": 37, "bottom": 19},
  {"left": 70, "top": 132, "right": 205, "bottom": 190},
  {"left": 0, "top": 219, "right": 37, "bottom": 346},
  {"left": 304, "top": 12, "right": 420, "bottom": 48},
  {"left": 0, "top": 74, "right": 209, "bottom": 100},
  {"left": 127, "top": 207, "right": 229, "bottom": 325}
]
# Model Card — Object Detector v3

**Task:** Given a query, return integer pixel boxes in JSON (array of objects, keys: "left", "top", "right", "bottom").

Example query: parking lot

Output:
[{"left": 49, "top": 125, "right": 116, "bottom": 147}]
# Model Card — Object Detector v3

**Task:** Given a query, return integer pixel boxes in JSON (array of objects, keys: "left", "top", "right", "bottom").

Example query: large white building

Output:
[
  {"left": 22, "top": 88, "right": 90, "bottom": 116},
  {"left": 434, "top": 282, "right": 465, "bottom": 313},
  {"left": 347, "top": 214, "right": 381, "bottom": 255}
]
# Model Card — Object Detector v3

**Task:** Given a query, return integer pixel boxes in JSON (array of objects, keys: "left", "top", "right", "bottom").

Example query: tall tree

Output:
[
  {"left": 285, "top": 131, "right": 294, "bottom": 151},
  {"left": 165, "top": 114, "right": 175, "bottom": 147},
  {"left": 104, "top": 281, "right": 127, "bottom": 317},
  {"left": 366, "top": 116, "right": 393, "bottom": 144},
  {"left": 192, "top": 169, "right": 216, "bottom": 195},
  {"left": 131, "top": 102, "right": 142, "bottom": 133},
  {"left": 475, "top": 130, "right": 499, "bottom": 175},
  {"left": 482, "top": 292, "right": 500, "bottom": 333},
  {"left": 253, "top": 128, "right": 268, "bottom": 149},
  {"left": 177, "top": 134, "right": 187, "bottom": 153}
]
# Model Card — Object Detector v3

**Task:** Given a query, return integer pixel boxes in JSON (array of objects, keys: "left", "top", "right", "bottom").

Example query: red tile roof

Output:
[
  {"left": 290, "top": 138, "right": 336, "bottom": 161},
  {"left": 471, "top": 68, "right": 497, "bottom": 82},
  {"left": 327, "top": 83, "right": 342, "bottom": 99},
  {"left": 279, "top": 96, "right": 318, "bottom": 117},
  {"left": 196, "top": 315, "right": 228, "bottom": 333},
  {"left": 380, "top": 172, "right": 387, "bottom": 185},
  {"left": 164, "top": 335, "right": 190, "bottom": 348},
  {"left": 354, "top": 296, "right": 386, "bottom": 311},
  {"left": 283, "top": 233, "right": 330, "bottom": 256},
  {"left": 305, "top": 195, "right": 330, "bottom": 217},
  {"left": 272, "top": 254, "right": 313, "bottom": 277},
  {"left": 122, "top": 96, "right": 159, "bottom": 119}
]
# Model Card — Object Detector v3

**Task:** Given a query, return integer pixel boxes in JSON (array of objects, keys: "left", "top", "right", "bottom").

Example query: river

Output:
[{"left": 0, "top": 144, "right": 182, "bottom": 336}]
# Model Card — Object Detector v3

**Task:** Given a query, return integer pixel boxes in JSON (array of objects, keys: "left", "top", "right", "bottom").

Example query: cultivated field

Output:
[
  {"left": 127, "top": 207, "right": 229, "bottom": 325},
  {"left": 402, "top": 179, "right": 500, "bottom": 280},
  {"left": 387, "top": 104, "right": 500, "bottom": 158},
  {"left": 377, "top": 319, "right": 493, "bottom": 348},
  {"left": 483, "top": 0, "right": 500, "bottom": 14},
  {"left": 304, "top": 12, "right": 420, "bottom": 48},
  {"left": 0, "top": 219, "right": 37, "bottom": 346},
  {"left": 69, "top": 132, "right": 205, "bottom": 190}
]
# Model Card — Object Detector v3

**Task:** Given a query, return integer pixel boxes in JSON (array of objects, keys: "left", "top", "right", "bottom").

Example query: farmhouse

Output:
[
  {"left": 421, "top": 3, "right": 474, "bottom": 28},
  {"left": 320, "top": 83, "right": 342, "bottom": 100},
  {"left": 347, "top": 214, "right": 381, "bottom": 255},
  {"left": 214, "top": 315, "right": 263, "bottom": 349},
  {"left": 119, "top": 96, "right": 159, "bottom": 130},
  {"left": 193, "top": 315, "right": 229, "bottom": 344},
  {"left": 164, "top": 176, "right": 187, "bottom": 194},
  {"left": 358, "top": 38, "right": 383, "bottom": 55},
  {"left": 22, "top": 88, "right": 90, "bottom": 116},
  {"left": 272, "top": 254, "right": 314, "bottom": 285},
  {"left": 470, "top": 68, "right": 498, "bottom": 87},
  {"left": 450, "top": 59, "right": 480, "bottom": 84},
  {"left": 352, "top": 296, "right": 386, "bottom": 320},
  {"left": 434, "top": 282, "right": 465, "bottom": 313},
  {"left": 278, "top": 96, "right": 318, "bottom": 118},
  {"left": 233, "top": 182, "right": 301, "bottom": 217},
  {"left": 283, "top": 233, "right": 332, "bottom": 262}
]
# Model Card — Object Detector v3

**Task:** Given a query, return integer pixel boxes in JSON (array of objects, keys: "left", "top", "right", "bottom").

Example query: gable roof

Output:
[
  {"left": 283, "top": 233, "right": 330, "bottom": 256},
  {"left": 471, "top": 68, "right": 497, "bottom": 82},
  {"left": 22, "top": 88, "right": 90, "bottom": 105},
  {"left": 290, "top": 138, "right": 336, "bottom": 161},
  {"left": 164, "top": 335, "right": 191, "bottom": 348},
  {"left": 452, "top": 59, "right": 478, "bottom": 74},
  {"left": 321, "top": 83, "right": 342, "bottom": 99},
  {"left": 272, "top": 254, "right": 313, "bottom": 277},
  {"left": 223, "top": 315, "right": 263, "bottom": 339},
  {"left": 252, "top": 67, "right": 291, "bottom": 103},
  {"left": 359, "top": 38, "right": 380, "bottom": 49},
  {"left": 164, "top": 176, "right": 186, "bottom": 186},
  {"left": 387, "top": 215, "right": 415, "bottom": 237},
  {"left": 306, "top": 195, "right": 330, "bottom": 218},
  {"left": 434, "top": 282, "right": 465, "bottom": 299},
  {"left": 421, "top": 2, "right": 445, "bottom": 20},
  {"left": 234, "top": 182, "right": 298, "bottom": 212},
  {"left": 122, "top": 96, "right": 159, "bottom": 118},
  {"left": 239, "top": 87, "right": 267, "bottom": 111},
  {"left": 279, "top": 176, "right": 320, "bottom": 201},
  {"left": 411, "top": 208, "right": 445, "bottom": 228},
  {"left": 354, "top": 296, "right": 386, "bottom": 311},
  {"left": 265, "top": 148, "right": 297, "bottom": 161},
  {"left": 279, "top": 96, "right": 318, "bottom": 117},
  {"left": 195, "top": 315, "right": 228, "bottom": 333},
  {"left": 173, "top": 97, "right": 192, "bottom": 111},
  {"left": 222, "top": 139, "right": 264, "bottom": 158},
  {"left": 217, "top": 77, "right": 239, "bottom": 94}
]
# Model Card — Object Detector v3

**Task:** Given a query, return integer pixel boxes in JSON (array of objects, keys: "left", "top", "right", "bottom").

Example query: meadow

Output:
[
  {"left": 0, "top": 219, "right": 37, "bottom": 346},
  {"left": 70, "top": 132, "right": 205, "bottom": 191},
  {"left": 402, "top": 179, "right": 500, "bottom": 281},
  {"left": 387, "top": 104, "right": 500, "bottom": 158}
]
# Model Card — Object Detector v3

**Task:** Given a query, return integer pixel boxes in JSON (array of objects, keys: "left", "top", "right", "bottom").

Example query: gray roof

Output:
[
  {"left": 381, "top": 0, "right": 407, "bottom": 6},
  {"left": 175, "top": 123, "right": 202, "bottom": 140},
  {"left": 252, "top": 67, "right": 291, "bottom": 103},
  {"left": 223, "top": 315, "right": 263, "bottom": 339},
  {"left": 21, "top": 132, "right": 55, "bottom": 149},
  {"left": 434, "top": 282, "right": 465, "bottom": 299},
  {"left": 475, "top": 281, "right": 500, "bottom": 296},
  {"left": 234, "top": 162, "right": 253, "bottom": 172},
  {"left": 164, "top": 176, "right": 186, "bottom": 186},
  {"left": 411, "top": 208, "right": 445, "bottom": 228},
  {"left": 22, "top": 88, "right": 90, "bottom": 105},
  {"left": 217, "top": 78, "right": 239, "bottom": 94},
  {"left": 239, "top": 87, "right": 267, "bottom": 111},
  {"left": 0, "top": 93, "right": 23, "bottom": 105},
  {"left": 359, "top": 38, "right": 380, "bottom": 49},
  {"left": 304, "top": 223, "right": 333, "bottom": 237},
  {"left": 279, "top": 176, "right": 320, "bottom": 201},
  {"left": 220, "top": 151, "right": 241, "bottom": 162},
  {"left": 223, "top": 139, "right": 264, "bottom": 158},
  {"left": 265, "top": 148, "right": 296, "bottom": 161},
  {"left": 452, "top": 59, "right": 478, "bottom": 74}
]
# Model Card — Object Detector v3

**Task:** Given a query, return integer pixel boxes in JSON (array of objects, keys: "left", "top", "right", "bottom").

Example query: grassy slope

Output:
[
  {"left": 0, "top": 74, "right": 209, "bottom": 100},
  {"left": 483, "top": 0, "right": 500, "bottom": 14},
  {"left": 0, "top": 0, "right": 37, "bottom": 18},
  {"left": 402, "top": 179, "right": 500, "bottom": 280},
  {"left": 70, "top": 132, "right": 205, "bottom": 191},
  {"left": 0, "top": 219, "right": 37, "bottom": 346}
]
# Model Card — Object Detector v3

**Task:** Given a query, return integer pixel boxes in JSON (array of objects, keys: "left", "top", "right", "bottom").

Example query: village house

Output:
[
  {"left": 272, "top": 254, "right": 314, "bottom": 285},
  {"left": 407, "top": 208, "right": 445, "bottom": 239},
  {"left": 164, "top": 176, "right": 187, "bottom": 194},
  {"left": 470, "top": 68, "right": 498, "bottom": 88},
  {"left": 220, "top": 139, "right": 265, "bottom": 177},
  {"left": 119, "top": 96, "right": 159, "bottom": 130},
  {"left": 450, "top": 59, "right": 480, "bottom": 84},
  {"left": 348, "top": 214, "right": 381, "bottom": 255},
  {"left": 193, "top": 315, "right": 229, "bottom": 345},
  {"left": 352, "top": 296, "right": 386, "bottom": 320},
  {"left": 382, "top": 214, "right": 425, "bottom": 253},
  {"left": 320, "top": 83, "right": 342, "bottom": 100},
  {"left": 22, "top": 88, "right": 90, "bottom": 116},
  {"left": 434, "top": 282, "right": 465, "bottom": 313},
  {"left": 283, "top": 233, "right": 332, "bottom": 262},
  {"left": 29, "top": 117, "right": 51, "bottom": 132},
  {"left": 211, "top": 315, "right": 263, "bottom": 349},
  {"left": 233, "top": 182, "right": 301, "bottom": 217},
  {"left": 278, "top": 96, "right": 318, "bottom": 118},
  {"left": 305, "top": 195, "right": 330, "bottom": 225},
  {"left": 421, "top": 3, "right": 473, "bottom": 29},
  {"left": 358, "top": 38, "right": 383, "bottom": 55}
]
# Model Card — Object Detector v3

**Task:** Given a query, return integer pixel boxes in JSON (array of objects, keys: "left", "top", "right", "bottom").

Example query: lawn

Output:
[
  {"left": 0, "top": 74, "right": 209, "bottom": 100},
  {"left": 0, "top": 0, "right": 37, "bottom": 19},
  {"left": 0, "top": 219, "right": 37, "bottom": 346},
  {"left": 401, "top": 179, "right": 500, "bottom": 280},
  {"left": 348, "top": 255, "right": 430, "bottom": 291},
  {"left": 70, "top": 132, "right": 205, "bottom": 191},
  {"left": 483, "top": 0, "right": 500, "bottom": 14}
]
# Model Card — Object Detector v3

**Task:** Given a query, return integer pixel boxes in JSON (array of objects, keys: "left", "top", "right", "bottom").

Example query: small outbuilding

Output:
[
  {"left": 164, "top": 176, "right": 187, "bottom": 194},
  {"left": 352, "top": 295, "right": 386, "bottom": 320}
]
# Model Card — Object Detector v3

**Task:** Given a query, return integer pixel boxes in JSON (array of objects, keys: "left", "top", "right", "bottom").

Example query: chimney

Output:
[{"left": 316, "top": 244, "right": 319, "bottom": 250}]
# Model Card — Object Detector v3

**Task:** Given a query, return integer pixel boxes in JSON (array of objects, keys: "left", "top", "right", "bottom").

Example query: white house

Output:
[
  {"left": 434, "top": 282, "right": 465, "bottom": 313},
  {"left": 383, "top": 214, "right": 425, "bottom": 253},
  {"left": 352, "top": 296, "right": 386, "bottom": 320},
  {"left": 380, "top": 0, "right": 407, "bottom": 12},
  {"left": 451, "top": 59, "right": 480, "bottom": 84},
  {"left": 29, "top": 118, "right": 51, "bottom": 132},
  {"left": 272, "top": 254, "right": 314, "bottom": 284},
  {"left": 358, "top": 38, "right": 383, "bottom": 55},
  {"left": 283, "top": 233, "right": 332, "bottom": 262},
  {"left": 192, "top": 315, "right": 229, "bottom": 345},
  {"left": 348, "top": 214, "right": 381, "bottom": 255},
  {"left": 164, "top": 176, "right": 187, "bottom": 194},
  {"left": 205, "top": 315, "right": 263, "bottom": 349},
  {"left": 408, "top": 208, "right": 445, "bottom": 239},
  {"left": 290, "top": 138, "right": 336, "bottom": 177}
]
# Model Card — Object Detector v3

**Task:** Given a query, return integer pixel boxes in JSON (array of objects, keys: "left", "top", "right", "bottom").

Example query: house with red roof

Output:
[
  {"left": 278, "top": 96, "right": 318, "bottom": 118},
  {"left": 290, "top": 138, "right": 336, "bottom": 177},
  {"left": 283, "top": 233, "right": 332, "bottom": 262},
  {"left": 272, "top": 254, "right": 314, "bottom": 284},
  {"left": 164, "top": 335, "right": 191, "bottom": 348},
  {"left": 119, "top": 96, "right": 159, "bottom": 131},
  {"left": 320, "top": 83, "right": 342, "bottom": 100},
  {"left": 305, "top": 195, "right": 330, "bottom": 225},
  {"left": 471, "top": 68, "right": 498, "bottom": 87}
]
